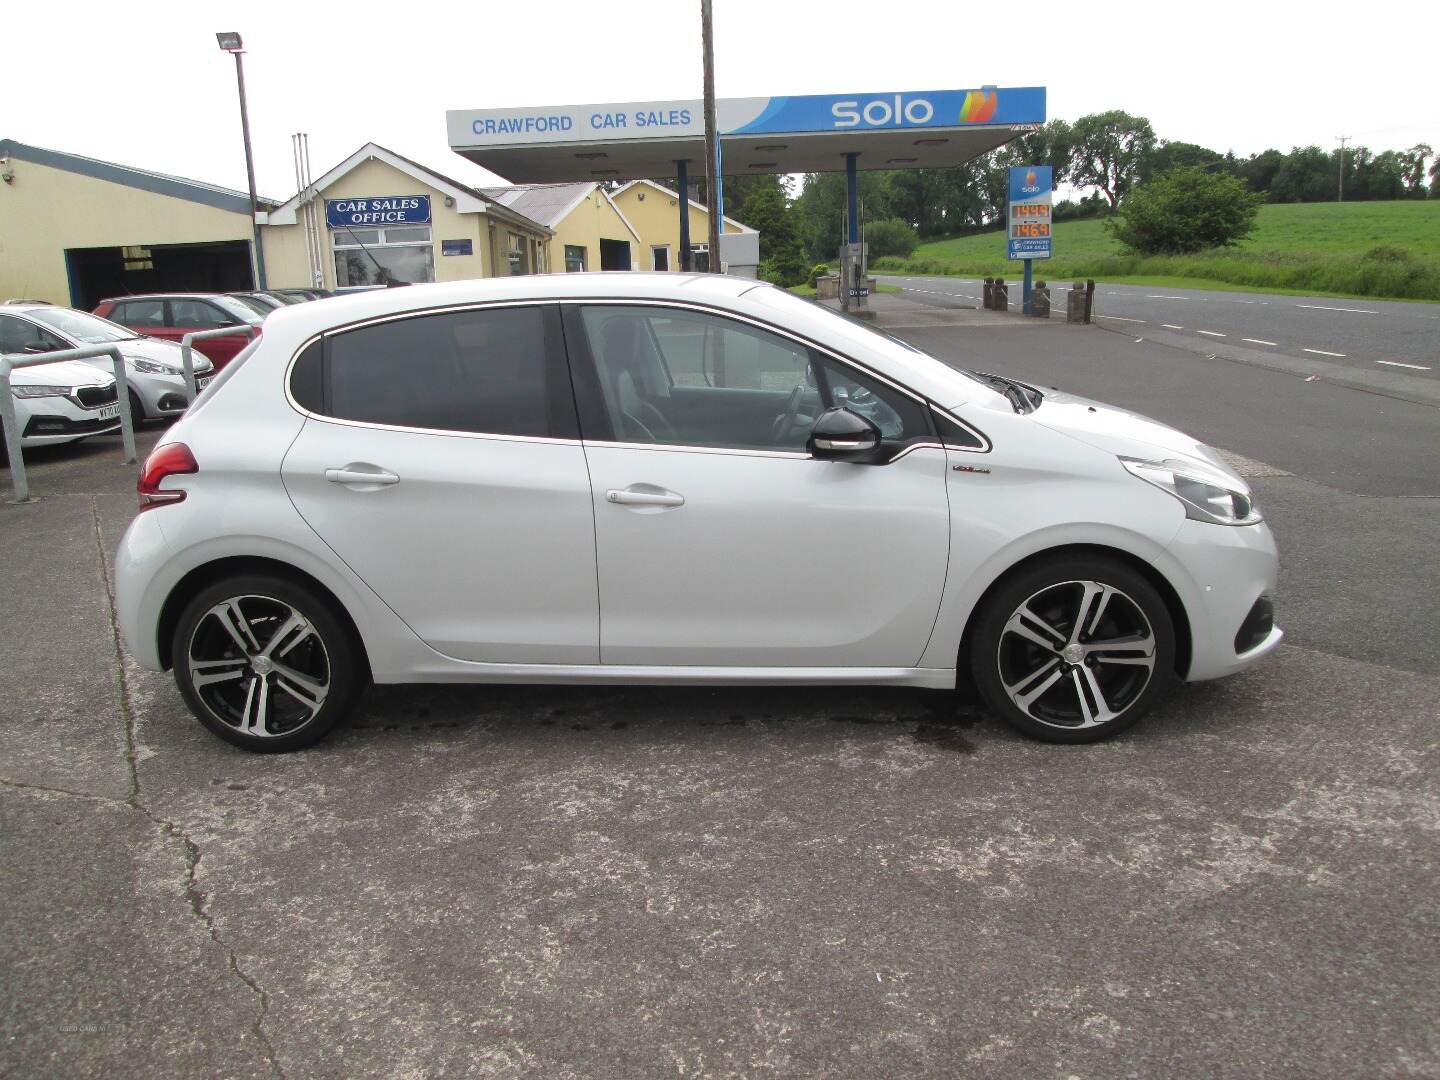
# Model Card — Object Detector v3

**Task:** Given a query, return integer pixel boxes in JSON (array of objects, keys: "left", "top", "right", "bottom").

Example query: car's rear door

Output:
[
  {"left": 565, "top": 302, "right": 951, "bottom": 668},
  {"left": 281, "top": 302, "right": 599, "bottom": 665}
]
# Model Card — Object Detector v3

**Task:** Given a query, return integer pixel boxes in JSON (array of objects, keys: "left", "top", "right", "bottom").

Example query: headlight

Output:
[
  {"left": 1121, "top": 457, "right": 1262, "bottom": 526},
  {"left": 130, "top": 358, "right": 174, "bottom": 374},
  {"left": 11, "top": 384, "right": 70, "bottom": 399}
]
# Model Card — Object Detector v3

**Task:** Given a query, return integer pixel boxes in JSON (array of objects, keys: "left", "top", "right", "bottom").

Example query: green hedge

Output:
[{"left": 870, "top": 246, "right": 1440, "bottom": 302}]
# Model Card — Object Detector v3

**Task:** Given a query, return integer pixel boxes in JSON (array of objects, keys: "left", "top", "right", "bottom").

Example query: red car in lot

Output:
[{"left": 93, "top": 293, "right": 263, "bottom": 370}]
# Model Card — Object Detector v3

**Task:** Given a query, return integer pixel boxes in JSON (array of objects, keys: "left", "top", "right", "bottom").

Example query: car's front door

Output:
[
  {"left": 167, "top": 299, "right": 252, "bottom": 368},
  {"left": 281, "top": 302, "right": 599, "bottom": 664},
  {"left": 565, "top": 303, "right": 951, "bottom": 668}
]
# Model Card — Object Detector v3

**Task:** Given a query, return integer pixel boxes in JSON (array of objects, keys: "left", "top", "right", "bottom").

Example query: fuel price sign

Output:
[{"left": 1007, "top": 166, "right": 1053, "bottom": 260}]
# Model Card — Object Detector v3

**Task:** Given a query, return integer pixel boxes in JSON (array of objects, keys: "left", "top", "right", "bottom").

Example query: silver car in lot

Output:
[
  {"left": 116, "top": 274, "right": 1281, "bottom": 754},
  {"left": 0, "top": 305, "right": 213, "bottom": 421}
]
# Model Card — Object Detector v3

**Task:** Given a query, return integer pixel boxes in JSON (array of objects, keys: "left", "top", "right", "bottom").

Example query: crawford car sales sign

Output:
[{"left": 325, "top": 195, "right": 431, "bottom": 228}]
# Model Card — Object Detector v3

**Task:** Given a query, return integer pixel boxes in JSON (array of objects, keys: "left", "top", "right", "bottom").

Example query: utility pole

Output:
[
  {"left": 1336, "top": 135, "right": 1349, "bottom": 203},
  {"left": 700, "top": 0, "right": 722, "bottom": 272}
]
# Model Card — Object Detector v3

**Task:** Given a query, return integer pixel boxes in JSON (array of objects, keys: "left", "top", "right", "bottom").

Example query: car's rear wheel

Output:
[
  {"left": 970, "top": 556, "right": 1175, "bottom": 743},
  {"left": 172, "top": 575, "right": 365, "bottom": 752}
]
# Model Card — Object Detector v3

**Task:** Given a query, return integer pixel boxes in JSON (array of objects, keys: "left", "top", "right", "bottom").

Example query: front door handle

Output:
[
  {"left": 325, "top": 465, "right": 400, "bottom": 488},
  {"left": 606, "top": 487, "right": 684, "bottom": 507}
]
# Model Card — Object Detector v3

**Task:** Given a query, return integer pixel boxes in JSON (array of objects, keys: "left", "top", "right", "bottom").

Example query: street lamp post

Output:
[{"left": 216, "top": 32, "right": 267, "bottom": 289}]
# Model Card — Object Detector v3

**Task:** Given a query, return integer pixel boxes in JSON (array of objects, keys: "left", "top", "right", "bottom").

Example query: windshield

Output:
[
  {"left": 218, "top": 296, "right": 267, "bottom": 322},
  {"left": 30, "top": 307, "right": 138, "bottom": 344}
]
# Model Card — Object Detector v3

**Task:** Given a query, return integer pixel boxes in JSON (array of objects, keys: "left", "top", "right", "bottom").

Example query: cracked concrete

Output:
[{"left": 4, "top": 352, "right": 1439, "bottom": 1077}]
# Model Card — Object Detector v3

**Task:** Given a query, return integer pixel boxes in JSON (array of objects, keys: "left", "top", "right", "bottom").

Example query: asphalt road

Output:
[
  {"left": 3, "top": 317, "right": 1438, "bottom": 1079},
  {"left": 881, "top": 275, "right": 1440, "bottom": 390}
]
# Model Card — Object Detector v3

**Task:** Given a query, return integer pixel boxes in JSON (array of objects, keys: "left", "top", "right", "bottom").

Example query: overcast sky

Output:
[{"left": 3, "top": 0, "right": 1436, "bottom": 201}]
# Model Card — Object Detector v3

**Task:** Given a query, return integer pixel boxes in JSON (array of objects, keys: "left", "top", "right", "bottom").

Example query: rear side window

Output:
[{"left": 315, "top": 304, "right": 575, "bottom": 438}]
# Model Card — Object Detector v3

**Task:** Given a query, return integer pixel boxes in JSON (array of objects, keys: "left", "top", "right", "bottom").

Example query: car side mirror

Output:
[{"left": 808, "top": 407, "right": 883, "bottom": 463}]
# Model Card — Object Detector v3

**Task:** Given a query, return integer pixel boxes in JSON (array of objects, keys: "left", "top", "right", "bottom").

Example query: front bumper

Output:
[
  {"left": 131, "top": 370, "right": 213, "bottom": 417},
  {"left": 1166, "top": 518, "right": 1283, "bottom": 681}
]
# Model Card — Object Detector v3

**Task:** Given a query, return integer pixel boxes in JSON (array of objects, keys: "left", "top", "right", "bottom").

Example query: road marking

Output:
[
  {"left": 1375, "top": 360, "right": 1432, "bottom": 370},
  {"left": 1098, "top": 315, "right": 1146, "bottom": 323},
  {"left": 1161, "top": 324, "right": 1184, "bottom": 330},
  {"left": 1196, "top": 330, "right": 1227, "bottom": 337},
  {"left": 1297, "top": 304, "right": 1378, "bottom": 314},
  {"left": 1304, "top": 348, "right": 1347, "bottom": 358},
  {"left": 1242, "top": 337, "right": 1279, "bottom": 346},
  {"left": 1146, "top": 295, "right": 1189, "bottom": 300}
]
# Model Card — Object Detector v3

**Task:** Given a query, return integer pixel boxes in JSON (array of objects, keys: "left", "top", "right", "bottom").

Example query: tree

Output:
[
  {"left": 1238, "top": 149, "right": 1286, "bottom": 197},
  {"left": 1356, "top": 149, "right": 1406, "bottom": 201},
  {"left": 1401, "top": 144, "right": 1433, "bottom": 196},
  {"left": 1106, "top": 168, "right": 1261, "bottom": 254},
  {"left": 792, "top": 170, "right": 899, "bottom": 262},
  {"left": 1069, "top": 111, "right": 1157, "bottom": 209},
  {"left": 737, "top": 175, "right": 805, "bottom": 286},
  {"left": 1269, "top": 146, "right": 1333, "bottom": 202},
  {"left": 863, "top": 218, "right": 919, "bottom": 260},
  {"left": 1147, "top": 140, "right": 1225, "bottom": 178}
]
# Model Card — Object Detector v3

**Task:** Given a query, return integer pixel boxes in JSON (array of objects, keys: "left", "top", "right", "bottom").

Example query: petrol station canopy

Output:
[{"left": 447, "top": 87, "right": 1045, "bottom": 183}]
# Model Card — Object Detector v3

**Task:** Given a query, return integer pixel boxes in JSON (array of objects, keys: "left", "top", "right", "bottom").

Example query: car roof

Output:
[{"left": 260, "top": 272, "right": 769, "bottom": 334}]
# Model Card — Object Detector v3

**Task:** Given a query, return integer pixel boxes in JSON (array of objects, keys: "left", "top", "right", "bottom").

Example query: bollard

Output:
[
  {"left": 982, "top": 277, "right": 994, "bottom": 310},
  {"left": 994, "top": 278, "right": 1009, "bottom": 312},
  {"left": 1067, "top": 282, "right": 1087, "bottom": 323},
  {"left": 1032, "top": 281, "right": 1051, "bottom": 318},
  {"left": 1084, "top": 279, "right": 1096, "bottom": 324}
]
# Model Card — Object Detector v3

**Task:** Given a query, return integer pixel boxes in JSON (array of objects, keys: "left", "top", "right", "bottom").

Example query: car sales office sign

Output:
[
  {"left": 1007, "top": 166, "right": 1052, "bottom": 260},
  {"left": 325, "top": 195, "right": 431, "bottom": 228}
]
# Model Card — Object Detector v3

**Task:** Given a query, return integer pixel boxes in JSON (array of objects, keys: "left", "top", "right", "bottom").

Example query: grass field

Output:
[{"left": 874, "top": 201, "right": 1440, "bottom": 301}]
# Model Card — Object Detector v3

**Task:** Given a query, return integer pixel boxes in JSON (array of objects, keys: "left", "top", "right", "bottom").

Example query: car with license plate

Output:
[
  {"left": 93, "top": 294, "right": 261, "bottom": 371},
  {"left": 0, "top": 305, "right": 214, "bottom": 421},
  {"left": 1, "top": 350, "right": 119, "bottom": 450},
  {"left": 114, "top": 274, "right": 1282, "bottom": 752}
]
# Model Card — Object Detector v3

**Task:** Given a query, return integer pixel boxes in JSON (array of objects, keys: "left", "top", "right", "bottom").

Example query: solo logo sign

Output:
[{"left": 831, "top": 95, "right": 936, "bottom": 128}]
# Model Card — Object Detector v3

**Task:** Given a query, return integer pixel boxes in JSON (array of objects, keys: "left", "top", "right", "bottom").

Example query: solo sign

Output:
[
  {"left": 325, "top": 195, "right": 431, "bottom": 228},
  {"left": 1007, "top": 166, "right": 1052, "bottom": 260}
]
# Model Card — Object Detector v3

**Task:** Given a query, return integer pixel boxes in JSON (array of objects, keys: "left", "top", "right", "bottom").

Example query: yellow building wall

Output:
[
  {"left": 261, "top": 156, "right": 551, "bottom": 289},
  {"left": 0, "top": 159, "right": 252, "bottom": 305},
  {"left": 549, "top": 189, "right": 638, "bottom": 272},
  {"left": 609, "top": 182, "right": 743, "bottom": 271}
]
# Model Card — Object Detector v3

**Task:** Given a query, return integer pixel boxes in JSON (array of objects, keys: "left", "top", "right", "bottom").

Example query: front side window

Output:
[
  {"left": 0, "top": 314, "right": 66, "bottom": 354},
  {"left": 332, "top": 224, "right": 435, "bottom": 288},
  {"left": 317, "top": 304, "right": 573, "bottom": 438},
  {"left": 568, "top": 305, "right": 930, "bottom": 453},
  {"left": 170, "top": 299, "right": 233, "bottom": 330}
]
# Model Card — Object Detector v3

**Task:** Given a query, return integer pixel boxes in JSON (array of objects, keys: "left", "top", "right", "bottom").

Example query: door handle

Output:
[
  {"left": 325, "top": 466, "right": 399, "bottom": 487},
  {"left": 606, "top": 488, "right": 684, "bottom": 507}
]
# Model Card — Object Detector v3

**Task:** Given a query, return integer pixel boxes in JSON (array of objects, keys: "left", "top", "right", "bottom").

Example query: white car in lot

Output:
[
  {"left": 115, "top": 274, "right": 1281, "bottom": 752},
  {"left": 3, "top": 356, "right": 120, "bottom": 449},
  {"left": 0, "top": 305, "right": 213, "bottom": 421}
]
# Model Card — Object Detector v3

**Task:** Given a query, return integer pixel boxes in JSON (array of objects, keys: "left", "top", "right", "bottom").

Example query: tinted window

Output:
[
  {"left": 289, "top": 340, "right": 323, "bottom": 412},
  {"left": 324, "top": 305, "right": 571, "bottom": 438},
  {"left": 170, "top": 300, "right": 233, "bottom": 330},
  {"left": 0, "top": 314, "right": 65, "bottom": 354},
  {"left": 570, "top": 305, "right": 930, "bottom": 453},
  {"left": 933, "top": 410, "right": 985, "bottom": 450},
  {"left": 115, "top": 300, "right": 166, "bottom": 329}
]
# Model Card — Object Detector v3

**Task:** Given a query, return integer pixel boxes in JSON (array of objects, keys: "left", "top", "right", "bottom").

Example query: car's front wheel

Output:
[
  {"left": 970, "top": 555, "right": 1176, "bottom": 743},
  {"left": 172, "top": 575, "right": 365, "bottom": 752}
]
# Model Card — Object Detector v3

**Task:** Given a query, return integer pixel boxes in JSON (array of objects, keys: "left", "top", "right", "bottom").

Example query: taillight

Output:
[{"left": 138, "top": 442, "right": 198, "bottom": 511}]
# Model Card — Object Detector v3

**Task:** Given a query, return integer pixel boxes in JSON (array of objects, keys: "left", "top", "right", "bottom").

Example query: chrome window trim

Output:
[{"left": 280, "top": 296, "right": 992, "bottom": 457}]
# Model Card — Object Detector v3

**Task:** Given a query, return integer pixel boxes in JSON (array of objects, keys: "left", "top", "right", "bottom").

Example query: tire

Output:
[
  {"left": 969, "top": 555, "right": 1176, "bottom": 743},
  {"left": 171, "top": 574, "right": 365, "bottom": 752},
  {"left": 128, "top": 388, "right": 147, "bottom": 425}
]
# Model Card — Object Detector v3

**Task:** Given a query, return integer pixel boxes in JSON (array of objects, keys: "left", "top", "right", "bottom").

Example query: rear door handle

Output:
[
  {"left": 325, "top": 466, "right": 399, "bottom": 487},
  {"left": 606, "top": 488, "right": 684, "bottom": 507}
]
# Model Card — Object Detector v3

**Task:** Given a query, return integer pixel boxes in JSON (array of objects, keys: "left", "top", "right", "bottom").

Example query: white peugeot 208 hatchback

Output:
[{"left": 114, "top": 274, "right": 1281, "bottom": 752}]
